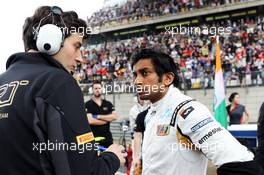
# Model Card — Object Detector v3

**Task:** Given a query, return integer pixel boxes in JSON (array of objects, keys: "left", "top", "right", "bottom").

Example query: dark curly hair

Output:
[{"left": 22, "top": 6, "right": 88, "bottom": 51}]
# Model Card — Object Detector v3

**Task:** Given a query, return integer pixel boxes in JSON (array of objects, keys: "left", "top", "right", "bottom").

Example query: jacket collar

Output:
[{"left": 6, "top": 52, "right": 69, "bottom": 74}]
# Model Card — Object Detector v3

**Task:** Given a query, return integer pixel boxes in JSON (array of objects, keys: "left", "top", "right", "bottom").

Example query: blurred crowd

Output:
[
  {"left": 75, "top": 16, "right": 264, "bottom": 90},
  {"left": 88, "top": 0, "right": 250, "bottom": 28}
]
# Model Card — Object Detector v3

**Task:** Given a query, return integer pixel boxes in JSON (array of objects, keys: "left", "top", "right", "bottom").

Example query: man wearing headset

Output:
[{"left": 0, "top": 6, "right": 126, "bottom": 175}]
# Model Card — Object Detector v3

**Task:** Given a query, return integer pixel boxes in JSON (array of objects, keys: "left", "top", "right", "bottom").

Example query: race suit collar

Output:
[{"left": 150, "top": 85, "right": 175, "bottom": 112}]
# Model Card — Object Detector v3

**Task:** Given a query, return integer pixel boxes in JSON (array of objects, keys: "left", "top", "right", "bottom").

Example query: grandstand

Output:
[
  {"left": 77, "top": 0, "right": 264, "bottom": 116},
  {"left": 79, "top": 1, "right": 264, "bottom": 174},
  {"left": 78, "top": 0, "right": 264, "bottom": 99},
  {"left": 77, "top": 0, "right": 264, "bottom": 91}
]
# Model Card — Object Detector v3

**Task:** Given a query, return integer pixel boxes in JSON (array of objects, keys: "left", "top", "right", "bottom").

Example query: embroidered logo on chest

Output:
[{"left": 156, "top": 124, "right": 170, "bottom": 136}]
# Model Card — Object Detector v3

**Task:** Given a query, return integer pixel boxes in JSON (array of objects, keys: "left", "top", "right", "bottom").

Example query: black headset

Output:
[{"left": 33, "top": 6, "right": 66, "bottom": 55}]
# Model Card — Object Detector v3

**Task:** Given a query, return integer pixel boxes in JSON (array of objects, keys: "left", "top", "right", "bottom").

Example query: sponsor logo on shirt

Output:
[
  {"left": 179, "top": 106, "right": 194, "bottom": 119},
  {"left": 198, "top": 127, "right": 222, "bottom": 144},
  {"left": 103, "top": 107, "right": 108, "bottom": 111},
  {"left": 156, "top": 124, "right": 170, "bottom": 136},
  {"left": 76, "top": 132, "right": 94, "bottom": 145},
  {"left": 191, "top": 117, "right": 214, "bottom": 132}
]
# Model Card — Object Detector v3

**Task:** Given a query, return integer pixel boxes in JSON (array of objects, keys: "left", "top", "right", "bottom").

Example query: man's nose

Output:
[
  {"left": 134, "top": 75, "right": 143, "bottom": 85},
  {"left": 75, "top": 57, "right": 85, "bottom": 63},
  {"left": 75, "top": 50, "right": 84, "bottom": 63}
]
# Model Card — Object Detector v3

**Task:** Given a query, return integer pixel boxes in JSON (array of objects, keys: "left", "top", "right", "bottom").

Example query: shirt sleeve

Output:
[
  {"left": 217, "top": 160, "right": 262, "bottom": 175},
  {"left": 33, "top": 79, "right": 120, "bottom": 175},
  {"left": 241, "top": 105, "right": 246, "bottom": 112},
  {"left": 85, "top": 101, "right": 90, "bottom": 113},
  {"left": 135, "top": 109, "right": 148, "bottom": 133},
  {"left": 107, "top": 101, "right": 115, "bottom": 113},
  {"left": 129, "top": 107, "right": 136, "bottom": 134},
  {"left": 176, "top": 101, "right": 253, "bottom": 168}
]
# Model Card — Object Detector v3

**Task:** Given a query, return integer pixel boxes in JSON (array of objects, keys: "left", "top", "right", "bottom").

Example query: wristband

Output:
[
  {"left": 92, "top": 114, "right": 98, "bottom": 119},
  {"left": 98, "top": 145, "right": 107, "bottom": 151}
]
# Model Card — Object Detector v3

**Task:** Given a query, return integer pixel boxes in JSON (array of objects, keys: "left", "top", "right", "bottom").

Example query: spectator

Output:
[{"left": 226, "top": 92, "right": 249, "bottom": 125}]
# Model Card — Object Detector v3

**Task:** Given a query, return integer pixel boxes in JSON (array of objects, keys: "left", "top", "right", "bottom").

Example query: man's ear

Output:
[{"left": 163, "top": 72, "right": 175, "bottom": 87}]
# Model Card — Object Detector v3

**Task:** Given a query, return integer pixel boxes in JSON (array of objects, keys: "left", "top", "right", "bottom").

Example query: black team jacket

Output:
[{"left": 0, "top": 52, "right": 119, "bottom": 175}]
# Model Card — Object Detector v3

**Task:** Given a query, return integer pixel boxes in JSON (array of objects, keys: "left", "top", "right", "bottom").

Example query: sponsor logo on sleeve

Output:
[
  {"left": 198, "top": 127, "right": 223, "bottom": 144},
  {"left": 156, "top": 124, "right": 170, "bottom": 136},
  {"left": 180, "top": 106, "right": 194, "bottom": 119},
  {"left": 191, "top": 117, "right": 214, "bottom": 132},
  {"left": 76, "top": 132, "right": 94, "bottom": 145}
]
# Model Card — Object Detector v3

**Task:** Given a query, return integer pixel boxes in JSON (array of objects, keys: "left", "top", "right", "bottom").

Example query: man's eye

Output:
[
  {"left": 142, "top": 71, "right": 148, "bottom": 76},
  {"left": 75, "top": 44, "right": 81, "bottom": 49}
]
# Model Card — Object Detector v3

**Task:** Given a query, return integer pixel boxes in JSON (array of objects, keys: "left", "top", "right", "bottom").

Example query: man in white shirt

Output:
[
  {"left": 129, "top": 96, "right": 148, "bottom": 137},
  {"left": 129, "top": 96, "right": 149, "bottom": 174},
  {"left": 131, "top": 48, "right": 261, "bottom": 175}
]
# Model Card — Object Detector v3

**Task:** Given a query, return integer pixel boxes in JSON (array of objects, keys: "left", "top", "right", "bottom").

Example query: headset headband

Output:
[
  {"left": 33, "top": 6, "right": 66, "bottom": 40},
  {"left": 51, "top": 6, "right": 63, "bottom": 15}
]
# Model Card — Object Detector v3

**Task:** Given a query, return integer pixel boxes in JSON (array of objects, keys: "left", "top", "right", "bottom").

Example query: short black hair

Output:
[
  {"left": 131, "top": 48, "right": 180, "bottom": 88},
  {"left": 22, "top": 6, "right": 88, "bottom": 51},
  {"left": 92, "top": 80, "right": 102, "bottom": 88},
  {"left": 228, "top": 92, "right": 239, "bottom": 103}
]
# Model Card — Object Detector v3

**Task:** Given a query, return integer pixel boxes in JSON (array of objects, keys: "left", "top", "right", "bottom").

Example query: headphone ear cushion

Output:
[{"left": 36, "top": 24, "right": 63, "bottom": 55}]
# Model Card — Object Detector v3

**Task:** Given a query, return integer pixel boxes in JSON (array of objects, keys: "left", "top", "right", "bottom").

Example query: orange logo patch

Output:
[{"left": 76, "top": 132, "right": 94, "bottom": 145}]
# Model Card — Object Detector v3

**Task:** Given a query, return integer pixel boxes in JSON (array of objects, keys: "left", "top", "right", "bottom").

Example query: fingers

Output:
[
  {"left": 122, "top": 152, "right": 127, "bottom": 158},
  {"left": 120, "top": 151, "right": 127, "bottom": 165},
  {"left": 120, "top": 155, "right": 126, "bottom": 164},
  {"left": 119, "top": 145, "right": 125, "bottom": 152},
  {"left": 106, "top": 144, "right": 127, "bottom": 165}
]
